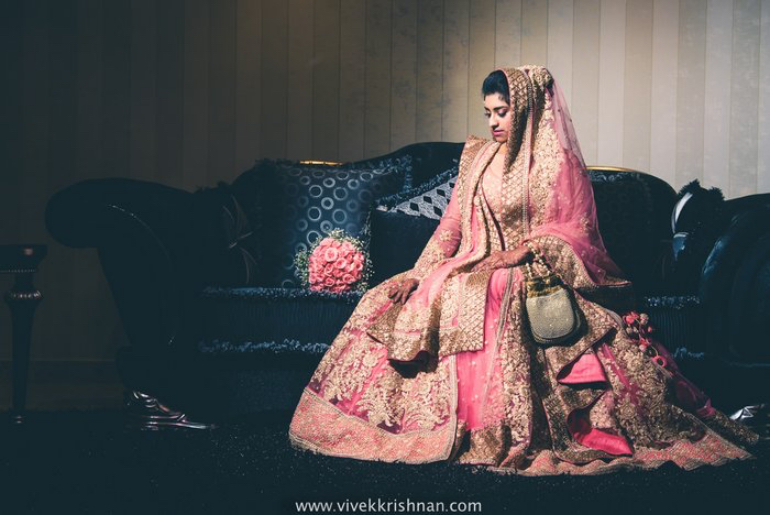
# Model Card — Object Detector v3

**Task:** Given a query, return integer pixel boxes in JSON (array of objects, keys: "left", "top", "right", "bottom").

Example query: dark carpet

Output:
[{"left": 0, "top": 409, "right": 767, "bottom": 514}]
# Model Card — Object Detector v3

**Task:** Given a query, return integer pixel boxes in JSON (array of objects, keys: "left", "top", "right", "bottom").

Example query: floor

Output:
[
  {"left": 0, "top": 409, "right": 768, "bottom": 515},
  {"left": 0, "top": 363, "right": 768, "bottom": 514},
  {"left": 0, "top": 360, "right": 124, "bottom": 411}
]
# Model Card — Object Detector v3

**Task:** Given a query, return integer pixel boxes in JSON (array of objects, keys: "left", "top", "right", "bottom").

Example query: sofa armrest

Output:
[
  {"left": 699, "top": 202, "right": 770, "bottom": 361},
  {"left": 46, "top": 178, "right": 194, "bottom": 248},
  {"left": 45, "top": 178, "right": 206, "bottom": 353}
]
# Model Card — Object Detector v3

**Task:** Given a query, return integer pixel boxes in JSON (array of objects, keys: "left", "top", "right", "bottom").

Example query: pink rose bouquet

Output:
[{"left": 294, "top": 228, "right": 373, "bottom": 293}]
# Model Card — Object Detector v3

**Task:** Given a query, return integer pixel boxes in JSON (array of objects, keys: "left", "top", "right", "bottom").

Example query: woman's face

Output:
[{"left": 484, "top": 93, "right": 512, "bottom": 144}]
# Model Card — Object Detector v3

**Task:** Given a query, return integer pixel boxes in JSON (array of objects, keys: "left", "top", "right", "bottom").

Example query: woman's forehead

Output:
[{"left": 484, "top": 93, "right": 509, "bottom": 109}]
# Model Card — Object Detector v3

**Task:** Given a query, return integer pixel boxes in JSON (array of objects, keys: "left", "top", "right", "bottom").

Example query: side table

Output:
[{"left": 0, "top": 244, "right": 46, "bottom": 423}]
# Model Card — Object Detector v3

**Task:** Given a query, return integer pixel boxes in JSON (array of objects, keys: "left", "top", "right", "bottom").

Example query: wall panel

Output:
[
  {"left": 415, "top": 0, "right": 444, "bottom": 143},
  {"left": 442, "top": 0, "right": 470, "bottom": 142},
  {"left": 9, "top": 0, "right": 770, "bottom": 365},
  {"left": 313, "top": 0, "right": 342, "bottom": 160},
  {"left": 390, "top": 0, "right": 418, "bottom": 150},
  {"left": 287, "top": 0, "right": 314, "bottom": 161},
  {"left": 676, "top": 0, "right": 707, "bottom": 190}
]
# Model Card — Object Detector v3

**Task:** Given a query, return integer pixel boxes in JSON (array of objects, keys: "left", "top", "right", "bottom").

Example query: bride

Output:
[{"left": 288, "top": 65, "right": 760, "bottom": 475}]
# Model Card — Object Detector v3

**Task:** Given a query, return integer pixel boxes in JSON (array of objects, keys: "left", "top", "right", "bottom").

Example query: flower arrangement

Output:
[{"left": 294, "top": 228, "right": 373, "bottom": 294}]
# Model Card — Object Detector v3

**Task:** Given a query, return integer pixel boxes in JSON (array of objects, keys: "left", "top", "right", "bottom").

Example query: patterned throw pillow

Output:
[
  {"left": 231, "top": 155, "right": 413, "bottom": 288},
  {"left": 368, "top": 166, "right": 458, "bottom": 286},
  {"left": 374, "top": 165, "right": 458, "bottom": 219}
]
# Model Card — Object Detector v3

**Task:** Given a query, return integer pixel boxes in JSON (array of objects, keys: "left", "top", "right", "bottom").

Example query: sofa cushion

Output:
[
  {"left": 367, "top": 166, "right": 458, "bottom": 286},
  {"left": 196, "top": 286, "right": 364, "bottom": 352},
  {"left": 368, "top": 211, "right": 437, "bottom": 287},
  {"left": 231, "top": 155, "right": 412, "bottom": 288}
]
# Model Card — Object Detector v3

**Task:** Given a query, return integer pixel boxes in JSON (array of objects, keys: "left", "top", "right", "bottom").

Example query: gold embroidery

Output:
[
  {"left": 438, "top": 274, "right": 462, "bottom": 327},
  {"left": 455, "top": 424, "right": 509, "bottom": 465},
  {"left": 401, "top": 358, "right": 454, "bottom": 430},
  {"left": 498, "top": 287, "right": 534, "bottom": 445},
  {"left": 486, "top": 429, "right": 755, "bottom": 476},
  {"left": 585, "top": 386, "right": 617, "bottom": 430},
  {"left": 289, "top": 386, "right": 458, "bottom": 464},
  {"left": 527, "top": 97, "right": 562, "bottom": 228},
  {"left": 318, "top": 336, "right": 384, "bottom": 403},
  {"left": 351, "top": 351, "right": 456, "bottom": 433},
  {"left": 701, "top": 409, "right": 760, "bottom": 448},
  {"left": 480, "top": 186, "right": 503, "bottom": 253},
  {"left": 439, "top": 269, "right": 495, "bottom": 357},
  {"left": 595, "top": 333, "right": 707, "bottom": 448},
  {"left": 355, "top": 367, "right": 404, "bottom": 429}
]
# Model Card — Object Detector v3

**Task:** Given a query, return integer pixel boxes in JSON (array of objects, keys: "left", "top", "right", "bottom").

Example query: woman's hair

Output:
[{"left": 481, "top": 70, "right": 510, "bottom": 105}]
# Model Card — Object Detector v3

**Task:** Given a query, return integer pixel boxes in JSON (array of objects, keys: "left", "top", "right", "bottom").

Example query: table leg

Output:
[{"left": 4, "top": 272, "right": 42, "bottom": 424}]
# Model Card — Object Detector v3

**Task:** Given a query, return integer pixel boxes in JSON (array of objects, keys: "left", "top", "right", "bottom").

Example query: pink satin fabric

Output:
[{"left": 562, "top": 342, "right": 634, "bottom": 456}]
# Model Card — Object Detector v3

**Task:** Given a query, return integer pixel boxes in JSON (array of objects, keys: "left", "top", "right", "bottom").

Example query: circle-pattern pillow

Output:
[{"left": 234, "top": 156, "right": 412, "bottom": 288}]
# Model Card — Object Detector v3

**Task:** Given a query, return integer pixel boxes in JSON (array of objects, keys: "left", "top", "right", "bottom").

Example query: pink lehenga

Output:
[{"left": 288, "top": 65, "right": 760, "bottom": 475}]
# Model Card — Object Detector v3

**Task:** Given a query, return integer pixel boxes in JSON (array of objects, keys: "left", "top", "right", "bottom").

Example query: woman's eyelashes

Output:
[{"left": 484, "top": 109, "right": 508, "bottom": 119}]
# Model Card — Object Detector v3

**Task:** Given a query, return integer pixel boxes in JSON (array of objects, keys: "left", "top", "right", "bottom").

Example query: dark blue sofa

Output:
[{"left": 44, "top": 141, "right": 770, "bottom": 423}]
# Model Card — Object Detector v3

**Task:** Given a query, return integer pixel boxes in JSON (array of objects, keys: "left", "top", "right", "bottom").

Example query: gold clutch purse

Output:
[{"left": 522, "top": 247, "right": 583, "bottom": 347}]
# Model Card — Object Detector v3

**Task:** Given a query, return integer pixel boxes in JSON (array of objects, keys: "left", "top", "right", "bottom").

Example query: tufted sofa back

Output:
[{"left": 226, "top": 142, "right": 677, "bottom": 294}]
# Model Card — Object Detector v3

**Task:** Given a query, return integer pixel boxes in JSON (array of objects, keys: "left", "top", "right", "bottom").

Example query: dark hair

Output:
[{"left": 481, "top": 70, "right": 510, "bottom": 105}]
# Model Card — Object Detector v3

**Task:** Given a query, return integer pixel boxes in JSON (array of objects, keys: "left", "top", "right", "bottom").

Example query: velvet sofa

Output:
[{"left": 45, "top": 142, "right": 770, "bottom": 424}]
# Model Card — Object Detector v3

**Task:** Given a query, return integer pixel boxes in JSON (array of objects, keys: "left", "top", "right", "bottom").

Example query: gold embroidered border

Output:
[
  {"left": 484, "top": 428, "right": 756, "bottom": 476},
  {"left": 291, "top": 351, "right": 459, "bottom": 464},
  {"left": 438, "top": 269, "right": 495, "bottom": 357},
  {"left": 700, "top": 409, "right": 760, "bottom": 448},
  {"left": 289, "top": 387, "right": 456, "bottom": 464},
  {"left": 455, "top": 424, "right": 509, "bottom": 466},
  {"left": 529, "top": 330, "right": 617, "bottom": 464}
]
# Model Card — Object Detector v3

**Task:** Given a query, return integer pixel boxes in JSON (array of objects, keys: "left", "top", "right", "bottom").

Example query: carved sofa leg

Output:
[{"left": 124, "top": 390, "right": 217, "bottom": 430}]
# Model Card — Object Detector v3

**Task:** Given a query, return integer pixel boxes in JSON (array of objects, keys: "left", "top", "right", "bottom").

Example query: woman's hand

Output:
[
  {"left": 386, "top": 278, "right": 420, "bottom": 305},
  {"left": 471, "top": 245, "right": 533, "bottom": 273}
]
